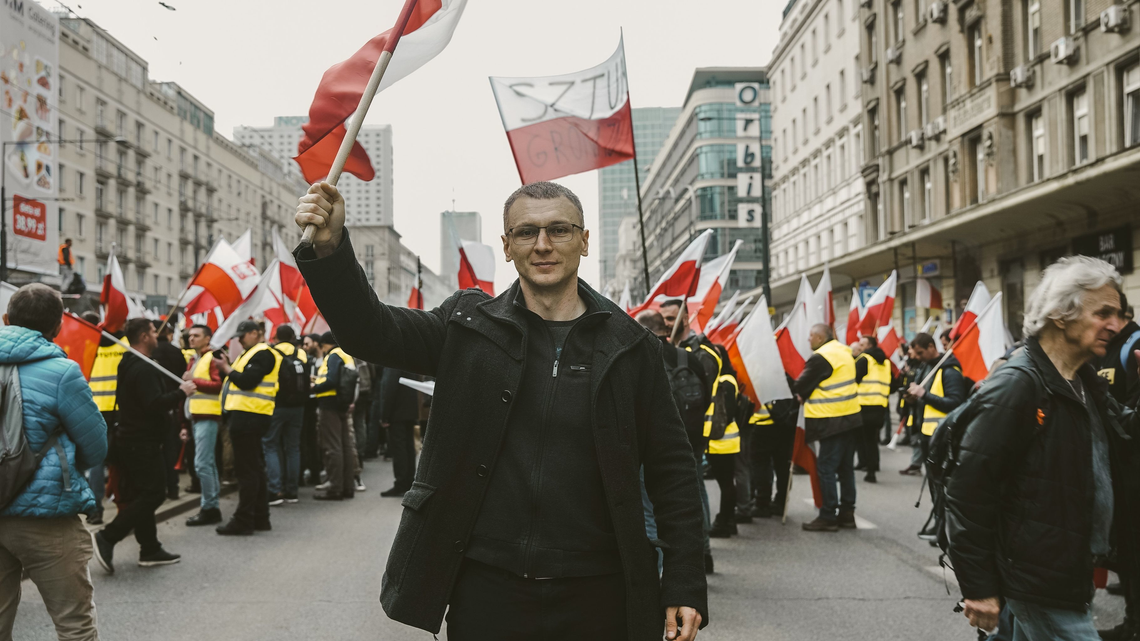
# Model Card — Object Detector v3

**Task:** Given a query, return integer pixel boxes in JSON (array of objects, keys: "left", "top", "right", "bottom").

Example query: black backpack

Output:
[
  {"left": 272, "top": 346, "right": 311, "bottom": 407},
  {"left": 925, "top": 361, "right": 1051, "bottom": 558},
  {"left": 669, "top": 349, "right": 709, "bottom": 439},
  {"left": 0, "top": 364, "right": 64, "bottom": 510},
  {"left": 334, "top": 359, "right": 359, "bottom": 411}
]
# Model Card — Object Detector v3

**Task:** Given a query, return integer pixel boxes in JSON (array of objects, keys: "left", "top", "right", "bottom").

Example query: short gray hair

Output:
[
  {"left": 1022, "top": 256, "right": 1122, "bottom": 338},
  {"left": 502, "top": 182, "right": 584, "bottom": 230}
]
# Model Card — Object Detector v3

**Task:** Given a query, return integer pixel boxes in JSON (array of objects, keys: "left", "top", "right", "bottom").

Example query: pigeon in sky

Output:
[{"left": 158, "top": 2, "right": 176, "bottom": 10}]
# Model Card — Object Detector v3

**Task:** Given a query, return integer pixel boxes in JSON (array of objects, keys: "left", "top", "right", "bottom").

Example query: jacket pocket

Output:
[{"left": 400, "top": 481, "right": 437, "bottom": 511}]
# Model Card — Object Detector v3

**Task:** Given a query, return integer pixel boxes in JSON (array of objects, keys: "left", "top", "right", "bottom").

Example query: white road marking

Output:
[{"left": 800, "top": 498, "right": 879, "bottom": 529}]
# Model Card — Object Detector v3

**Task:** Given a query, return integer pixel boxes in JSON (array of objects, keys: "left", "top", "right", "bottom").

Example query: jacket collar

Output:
[{"left": 1023, "top": 337, "right": 1101, "bottom": 404}]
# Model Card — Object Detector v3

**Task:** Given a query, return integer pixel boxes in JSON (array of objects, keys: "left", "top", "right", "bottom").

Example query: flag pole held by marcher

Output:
[
  {"left": 98, "top": 328, "right": 185, "bottom": 386},
  {"left": 299, "top": 0, "right": 420, "bottom": 247}
]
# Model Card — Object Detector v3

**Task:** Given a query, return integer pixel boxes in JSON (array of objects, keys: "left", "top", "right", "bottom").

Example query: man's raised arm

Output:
[{"left": 294, "top": 182, "right": 453, "bottom": 376}]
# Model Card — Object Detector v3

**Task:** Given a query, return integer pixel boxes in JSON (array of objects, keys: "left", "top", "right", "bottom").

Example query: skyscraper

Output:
[
  {"left": 598, "top": 107, "right": 682, "bottom": 293},
  {"left": 440, "top": 210, "right": 482, "bottom": 289},
  {"left": 234, "top": 117, "right": 394, "bottom": 227}
]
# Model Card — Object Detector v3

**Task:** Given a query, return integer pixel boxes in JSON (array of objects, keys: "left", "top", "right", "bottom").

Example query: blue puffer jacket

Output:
[{"left": 0, "top": 325, "right": 107, "bottom": 518}]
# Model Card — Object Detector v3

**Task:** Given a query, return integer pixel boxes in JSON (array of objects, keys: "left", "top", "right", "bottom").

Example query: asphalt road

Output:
[{"left": 13, "top": 445, "right": 1126, "bottom": 640}]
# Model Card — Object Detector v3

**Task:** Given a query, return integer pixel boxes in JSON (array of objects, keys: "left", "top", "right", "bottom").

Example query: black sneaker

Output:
[
  {"left": 216, "top": 520, "right": 254, "bottom": 536},
  {"left": 268, "top": 494, "right": 285, "bottom": 507},
  {"left": 379, "top": 487, "right": 406, "bottom": 497},
  {"left": 709, "top": 517, "right": 737, "bottom": 538},
  {"left": 802, "top": 517, "right": 839, "bottom": 532},
  {"left": 186, "top": 508, "right": 222, "bottom": 526},
  {"left": 254, "top": 519, "right": 272, "bottom": 532},
  {"left": 751, "top": 505, "right": 772, "bottom": 519},
  {"left": 313, "top": 491, "right": 344, "bottom": 501},
  {"left": 86, "top": 513, "right": 104, "bottom": 526},
  {"left": 138, "top": 547, "right": 181, "bottom": 567},
  {"left": 92, "top": 530, "right": 114, "bottom": 574},
  {"left": 166, "top": 488, "right": 180, "bottom": 501},
  {"left": 734, "top": 512, "right": 753, "bottom": 524},
  {"left": 864, "top": 472, "right": 878, "bottom": 483}
]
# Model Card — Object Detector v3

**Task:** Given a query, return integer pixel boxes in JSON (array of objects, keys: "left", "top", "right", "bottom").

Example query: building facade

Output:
[
  {"left": 634, "top": 68, "right": 772, "bottom": 299},
  {"left": 769, "top": 0, "right": 867, "bottom": 292},
  {"left": 55, "top": 15, "right": 306, "bottom": 309},
  {"left": 598, "top": 106, "right": 682, "bottom": 293},
  {"left": 440, "top": 210, "right": 482, "bottom": 289},
  {"left": 351, "top": 224, "right": 449, "bottom": 309},
  {"left": 233, "top": 117, "right": 394, "bottom": 227}
]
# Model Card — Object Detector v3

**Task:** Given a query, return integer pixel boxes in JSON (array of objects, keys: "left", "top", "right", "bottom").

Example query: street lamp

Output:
[{"left": 0, "top": 136, "right": 122, "bottom": 283}]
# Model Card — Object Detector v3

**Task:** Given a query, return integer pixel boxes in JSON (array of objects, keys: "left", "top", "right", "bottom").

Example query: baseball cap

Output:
[{"left": 233, "top": 320, "right": 262, "bottom": 338}]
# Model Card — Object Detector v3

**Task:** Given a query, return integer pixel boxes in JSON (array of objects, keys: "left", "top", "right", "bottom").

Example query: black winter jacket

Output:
[
  {"left": 115, "top": 352, "right": 186, "bottom": 443},
  {"left": 909, "top": 354, "right": 967, "bottom": 426},
  {"left": 296, "top": 230, "right": 708, "bottom": 638},
  {"left": 379, "top": 367, "right": 420, "bottom": 424},
  {"left": 947, "top": 338, "right": 1139, "bottom": 610}
]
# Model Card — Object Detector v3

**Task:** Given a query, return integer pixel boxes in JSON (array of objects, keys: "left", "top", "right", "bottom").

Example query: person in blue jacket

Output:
[{"left": 0, "top": 283, "right": 107, "bottom": 640}]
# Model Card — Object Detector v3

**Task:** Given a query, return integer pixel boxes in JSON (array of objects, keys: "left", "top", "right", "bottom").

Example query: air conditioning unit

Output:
[
  {"left": 1010, "top": 65, "right": 1035, "bottom": 88},
  {"left": 928, "top": 0, "right": 948, "bottom": 23},
  {"left": 1051, "top": 37, "right": 1078, "bottom": 65},
  {"left": 1101, "top": 5, "right": 1130, "bottom": 32},
  {"left": 923, "top": 121, "right": 939, "bottom": 140},
  {"left": 886, "top": 46, "right": 902, "bottom": 64},
  {"left": 908, "top": 129, "right": 925, "bottom": 148},
  {"left": 932, "top": 115, "right": 947, "bottom": 135},
  {"left": 861, "top": 65, "right": 876, "bottom": 84}
]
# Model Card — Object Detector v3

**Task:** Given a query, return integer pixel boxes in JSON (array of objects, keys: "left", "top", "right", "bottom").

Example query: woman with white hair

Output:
[{"left": 946, "top": 256, "right": 1140, "bottom": 640}]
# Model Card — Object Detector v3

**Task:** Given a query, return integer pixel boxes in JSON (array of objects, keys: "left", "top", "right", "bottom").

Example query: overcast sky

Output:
[{"left": 62, "top": 0, "right": 781, "bottom": 291}]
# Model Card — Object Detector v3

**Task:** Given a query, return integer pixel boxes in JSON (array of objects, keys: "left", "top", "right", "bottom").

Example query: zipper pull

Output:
[{"left": 552, "top": 360, "right": 559, "bottom": 377}]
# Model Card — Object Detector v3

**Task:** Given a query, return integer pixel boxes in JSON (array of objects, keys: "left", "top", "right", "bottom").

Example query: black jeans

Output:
[
  {"left": 446, "top": 559, "right": 627, "bottom": 640},
  {"left": 734, "top": 424, "right": 754, "bottom": 515},
  {"left": 300, "top": 400, "right": 321, "bottom": 485},
  {"left": 388, "top": 420, "right": 416, "bottom": 491},
  {"left": 708, "top": 453, "right": 736, "bottom": 522},
  {"left": 751, "top": 423, "right": 795, "bottom": 510},
  {"left": 857, "top": 406, "right": 887, "bottom": 472},
  {"left": 163, "top": 413, "right": 181, "bottom": 494},
  {"left": 231, "top": 426, "right": 269, "bottom": 528},
  {"left": 103, "top": 441, "right": 166, "bottom": 554}
]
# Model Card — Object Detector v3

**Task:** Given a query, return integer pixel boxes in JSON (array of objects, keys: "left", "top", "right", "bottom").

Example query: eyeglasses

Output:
[{"left": 506, "top": 223, "right": 584, "bottom": 245}]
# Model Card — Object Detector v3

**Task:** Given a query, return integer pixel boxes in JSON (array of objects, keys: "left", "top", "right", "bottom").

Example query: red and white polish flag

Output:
[
  {"left": 876, "top": 324, "right": 902, "bottom": 362},
  {"left": 709, "top": 296, "right": 752, "bottom": 346},
  {"left": 950, "top": 281, "right": 991, "bottom": 340},
  {"left": 629, "top": 230, "right": 713, "bottom": 316},
  {"left": 99, "top": 250, "right": 130, "bottom": 333},
  {"left": 457, "top": 240, "right": 496, "bottom": 295},
  {"left": 181, "top": 240, "right": 261, "bottom": 330},
  {"left": 810, "top": 265, "right": 834, "bottom": 328},
  {"left": 858, "top": 270, "right": 898, "bottom": 337},
  {"left": 724, "top": 296, "right": 793, "bottom": 408},
  {"left": 295, "top": 0, "right": 467, "bottom": 183},
  {"left": 704, "top": 290, "right": 741, "bottom": 335},
  {"left": 273, "top": 228, "right": 318, "bottom": 327},
  {"left": 490, "top": 36, "right": 634, "bottom": 184},
  {"left": 955, "top": 293, "right": 1009, "bottom": 381},
  {"left": 232, "top": 230, "right": 254, "bottom": 266},
  {"left": 775, "top": 302, "right": 812, "bottom": 378},
  {"left": 845, "top": 288, "right": 866, "bottom": 345},
  {"left": 915, "top": 278, "right": 943, "bottom": 310},
  {"left": 210, "top": 260, "right": 286, "bottom": 349},
  {"left": 688, "top": 240, "right": 742, "bottom": 334}
]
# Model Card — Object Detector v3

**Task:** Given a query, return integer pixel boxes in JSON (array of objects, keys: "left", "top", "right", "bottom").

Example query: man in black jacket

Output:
[
  {"left": 295, "top": 180, "right": 706, "bottom": 641},
  {"left": 378, "top": 366, "right": 419, "bottom": 497},
  {"left": 93, "top": 319, "right": 195, "bottom": 573},
  {"left": 949, "top": 257, "right": 1139, "bottom": 639},
  {"left": 153, "top": 320, "right": 188, "bottom": 501},
  {"left": 852, "top": 335, "right": 890, "bottom": 482},
  {"left": 310, "top": 332, "right": 359, "bottom": 500},
  {"left": 904, "top": 332, "right": 966, "bottom": 476}
]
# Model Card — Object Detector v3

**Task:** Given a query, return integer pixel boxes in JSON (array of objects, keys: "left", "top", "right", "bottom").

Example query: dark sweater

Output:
[{"left": 116, "top": 352, "right": 186, "bottom": 443}]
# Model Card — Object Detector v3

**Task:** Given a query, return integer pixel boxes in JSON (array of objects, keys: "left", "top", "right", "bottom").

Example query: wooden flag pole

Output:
[
  {"left": 781, "top": 458, "right": 795, "bottom": 524},
  {"left": 299, "top": 0, "right": 420, "bottom": 247},
  {"left": 98, "top": 329, "right": 185, "bottom": 386}
]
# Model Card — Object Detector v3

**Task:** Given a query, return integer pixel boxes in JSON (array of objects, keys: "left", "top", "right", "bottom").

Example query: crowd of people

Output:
[{"left": 1, "top": 177, "right": 1138, "bottom": 641}]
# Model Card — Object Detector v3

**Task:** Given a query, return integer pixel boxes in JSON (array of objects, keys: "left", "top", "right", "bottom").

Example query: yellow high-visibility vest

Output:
[
  {"left": 909, "top": 365, "right": 959, "bottom": 436},
  {"left": 90, "top": 341, "right": 127, "bottom": 412},
  {"left": 856, "top": 353, "right": 891, "bottom": 408},
  {"left": 223, "top": 343, "right": 282, "bottom": 415},
  {"left": 273, "top": 341, "right": 308, "bottom": 363},
  {"left": 804, "top": 340, "right": 860, "bottom": 419},
  {"left": 181, "top": 348, "right": 196, "bottom": 365},
  {"left": 187, "top": 352, "right": 221, "bottom": 416},
  {"left": 708, "top": 374, "right": 741, "bottom": 455},
  {"left": 314, "top": 347, "right": 355, "bottom": 398},
  {"left": 749, "top": 404, "right": 774, "bottom": 426}
]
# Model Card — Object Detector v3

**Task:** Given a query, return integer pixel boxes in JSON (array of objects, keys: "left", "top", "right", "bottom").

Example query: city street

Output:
[{"left": 14, "top": 446, "right": 1126, "bottom": 641}]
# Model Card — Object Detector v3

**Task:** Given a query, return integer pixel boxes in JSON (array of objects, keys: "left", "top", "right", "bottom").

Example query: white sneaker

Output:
[
  {"left": 315, "top": 481, "right": 332, "bottom": 491},
  {"left": 354, "top": 477, "right": 366, "bottom": 492}
]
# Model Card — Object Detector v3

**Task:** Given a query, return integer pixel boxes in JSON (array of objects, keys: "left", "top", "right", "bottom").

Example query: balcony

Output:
[
  {"left": 135, "top": 144, "right": 151, "bottom": 158},
  {"left": 179, "top": 266, "right": 195, "bottom": 279},
  {"left": 115, "top": 165, "right": 134, "bottom": 187},
  {"left": 205, "top": 207, "right": 217, "bottom": 223},
  {"left": 117, "top": 253, "right": 132, "bottom": 265},
  {"left": 205, "top": 179, "right": 216, "bottom": 193},
  {"left": 178, "top": 166, "right": 192, "bottom": 179},
  {"left": 114, "top": 209, "right": 132, "bottom": 226},
  {"left": 95, "top": 242, "right": 109, "bottom": 258},
  {"left": 95, "top": 157, "right": 113, "bottom": 181},
  {"left": 94, "top": 120, "right": 114, "bottom": 138},
  {"left": 179, "top": 197, "right": 191, "bottom": 213},
  {"left": 135, "top": 176, "right": 151, "bottom": 195},
  {"left": 179, "top": 229, "right": 193, "bottom": 245},
  {"left": 134, "top": 213, "right": 151, "bottom": 231},
  {"left": 134, "top": 252, "right": 150, "bottom": 268},
  {"left": 192, "top": 173, "right": 205, "bottom": 186},
  {"left": 94, "top": 202, "right": 112, "bottom": 219}
]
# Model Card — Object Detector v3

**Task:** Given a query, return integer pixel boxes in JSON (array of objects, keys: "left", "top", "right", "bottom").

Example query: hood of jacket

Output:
[
  {"left": 936, "top": 353, "right": 962, "bottom": 371},
  {"left": 864, "top": 346, "right": 887, "bottom": 364},
  {"left": 0, "top": 325, "right": 65, "bottom": 365}
]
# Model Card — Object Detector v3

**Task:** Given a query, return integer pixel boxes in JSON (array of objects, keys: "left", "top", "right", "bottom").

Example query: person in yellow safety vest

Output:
[
  {"left": 181, "top": 324, "right": 228, "bottom": 527},
  {"left": 791, "top": 324, "right": 863, "bottom": 532},
  {"left": 82, "top": 311, "right": 124, "bottom": 525},
  {"left": 310, "top": 332, "right": 358, "bottom": 501},
  {"left": 701, "top": 343, "right": 743, "bottom": 540},
  {"left": 264, "top": 325, "right": 309, "bottom": 506},
  {"left": 903, "top": 332, "right": 966, "bottom": 477},
  {"left": 749, "top": 397, "right": 799, "bottom": 520},
  {"left": 215, "top": 320, "right": 282, "bottom": 536},
  {"left": 853, "top": 334, "right": 892, "bottom": 484}
]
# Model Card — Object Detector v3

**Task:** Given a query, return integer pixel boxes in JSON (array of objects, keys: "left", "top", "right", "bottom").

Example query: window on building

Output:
[
  {"left": 837, "top": 0, "right": 844, "bottom": 25},
  {"left": 77, "top": 129, "right": 84, "bottom": 151},
  {"left": 76, "top": 85, "right": 85, "bottom": 111},
  {"left": 802, "top": 107, "right": 808, "bottom": 141},
  {"left": 59, "top": 164, "right": 65, "bottom": 192},
  {"left": 893, "top": 1, "right": 905, "bottom": 44},
  {"left": 870, "top": 106, "right": 880, "bottom": 154},
  {"left": 918, "top": 73, "right": 930, "bottom": 125},
  {"left": 867, "top": 20, "right": 878, "bottom": 63},
  {"left": 1069, "top": 0, "right": 1084, "bottom": 34},
  {"left": 969, "top": 26, "right": 984, "bottom": 88},
  {"left": 839, "top": 138, "right": 848, "bottom": 177},
  {"left": 813, "top": 96, "right": 820, "bottom": 131},
  {"left": 812, "top": 29, "right": 818, "bottom": 63},
  {"left": 914, "top": 0, "right": 925, "bottom": 21},
  {"left": 921, "top": 168, "right": 932, "bottom": 222},
  {"left": 800, "top": 43, "right": 807, "bottom": 76},
  {"left": 1031, "top": 111, "right": 1046, "bottom": 181},
  {"left": 1124, "top": 63, "right": 1140, "bottom": 148},
  {"left": 76, "top": 214, "right": 84, "bottom": 237},
  {"left": 167, "top": 242, "right": 172, "bottom": 263},
  {"left": 780, "top": 68, "right": 787, "bottom": 101},
  {"left": 824, "top": 14, "right": 831, "bottom": 47},
  {"left": 825, "top": 150, "right": 834, "bottom": 190},
  {"left": 896, "top": 86, "right": 908, "bottom": 140},
  {"left": 900, "top": 178, "right": 911, "bottom": 226},
  {"left": 970, "top": 135, "right": 986, "bottom": 203},
  {"left": 940, "top": 52, "right": 953, "bottom": 106},
  {"left": 1073, "top": 89, "right": 1089, "bottom": 164},
  {"left": 943, "top": 154, "right": 953, "bottom": 213},
  {"left": 1026, "top": 0, "right": 1041, "bottom": 60},
  {"left": 839, "top": 70, "right": 846, "bottom": 107},
  {"left": 826, "top": 84, "right": 833, "bottom": 120}
]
